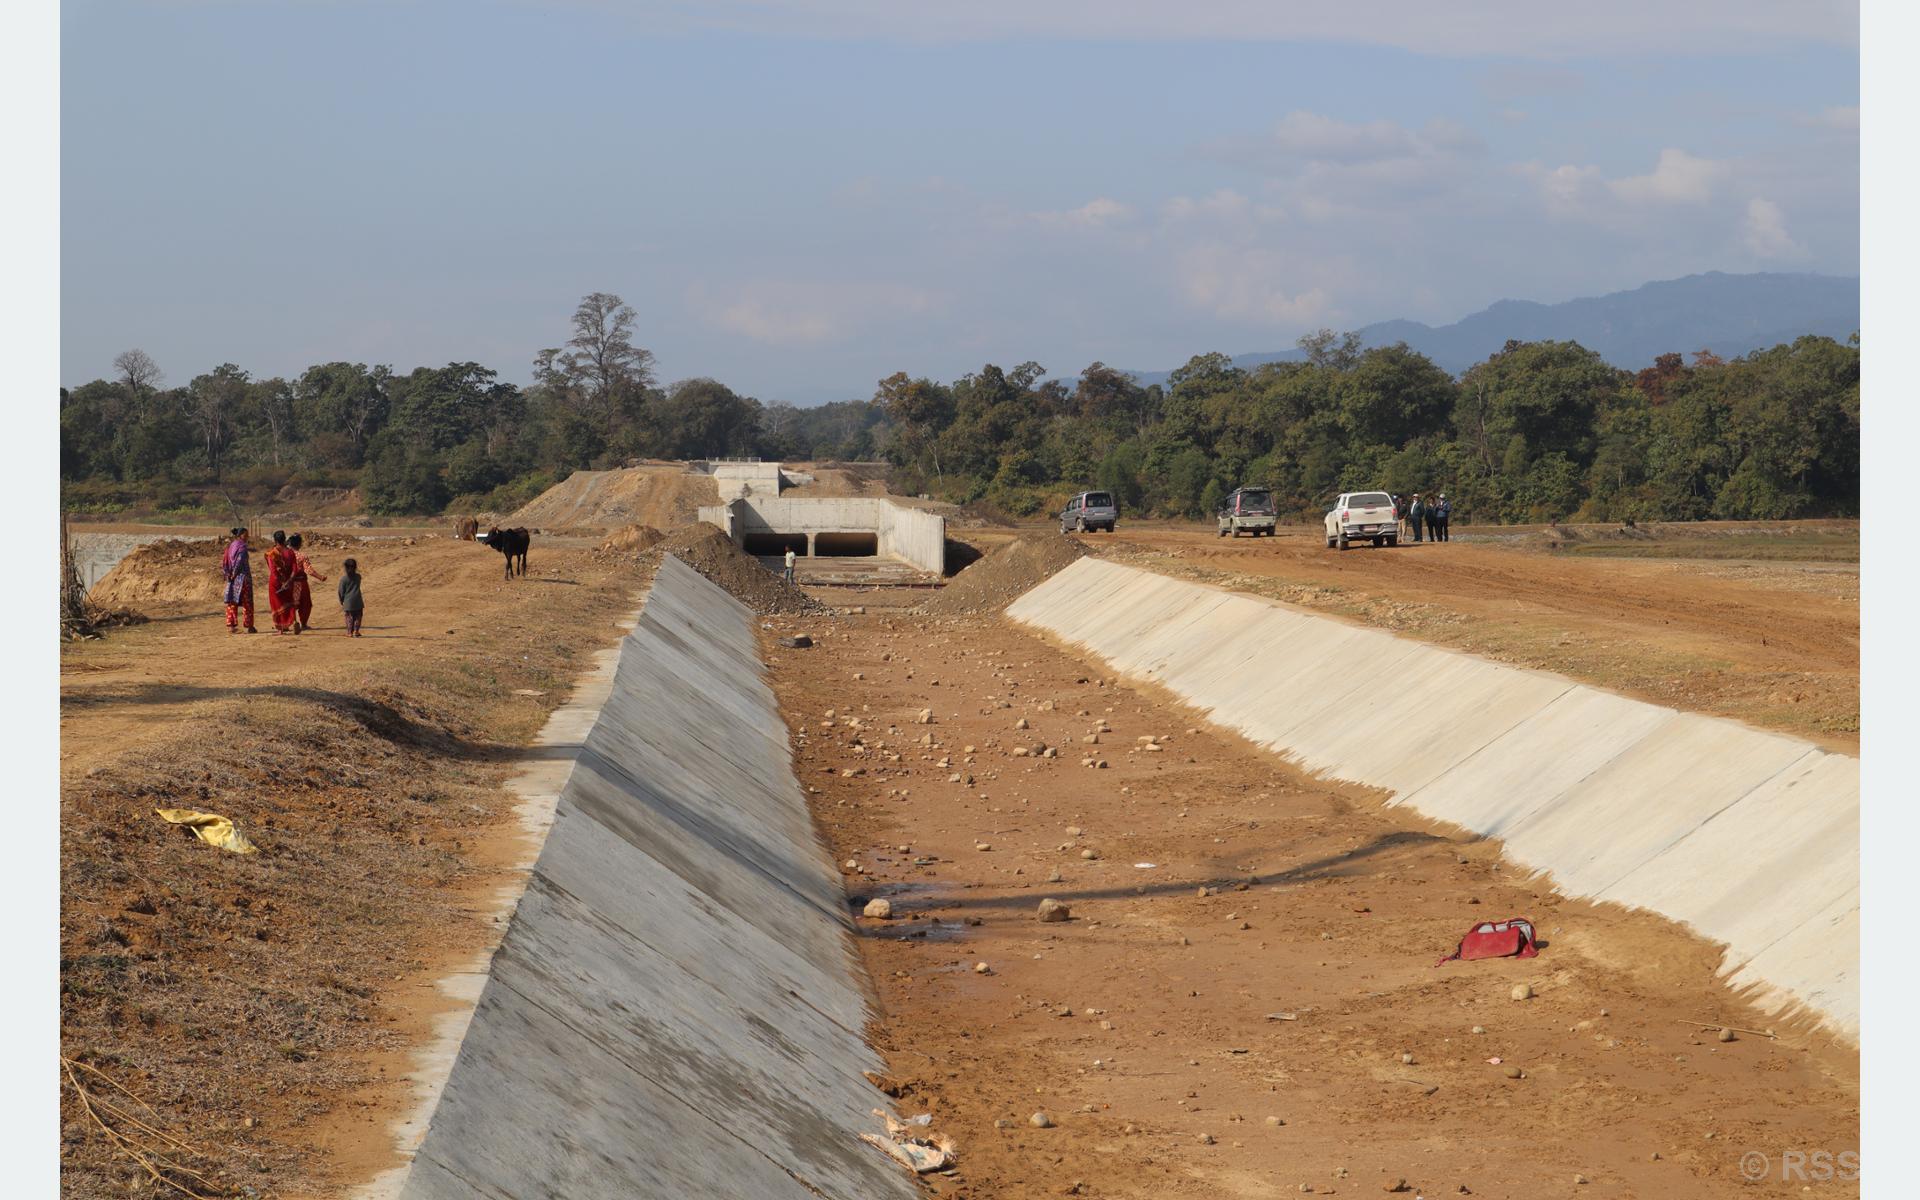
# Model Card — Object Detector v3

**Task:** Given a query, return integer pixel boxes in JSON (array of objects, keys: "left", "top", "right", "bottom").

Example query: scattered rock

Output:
[
  {"left": 1265, "top": 1115, "right": 1285, "bottom": 1126},
  {"left": 974, "top": 962, "right": 991, "bottom": 974},
  {"left": 1037, "top": 898, "right": 1071, "bottom": 923},
  {"left": 863, "top": 898, "right": 893, "bottom": 919},
  {"left": 1510, "top": 983, "right": 1533, "bottom": 1001},
  {"left": 1030, "top": 1111, "right": 1054, "bottom": 1128},
  {"left": 1385, "top": 1179, "right": 1408, "bottom": 1193},
  {"left": 1503, "top": 1065, "right": 1524, "bottom": 1079},
  {"left": 1080, "top": 848, "right": 1099, "bottom": 861},
  {"left": 1197, "top": 1133, "right": 1215, "bottom": 1145},
  {"left": 1573, "top": 1174, "right": 1589, "bottom": 1185},
  {"left": 1470, "top": 1026, "right": 1487, "bottom": 1035},
  {"left": 777, "top": 635, "right": 813, "bottom": 648},
  {"left": 1717, "top": 1028, "right": 1737, "bottom": 1043}
]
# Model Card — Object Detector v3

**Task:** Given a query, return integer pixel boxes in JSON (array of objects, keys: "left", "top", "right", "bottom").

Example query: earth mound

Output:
[
  {"left": 596, "top": 524, "right": 666, "bottom": 557},
  {"left": 510, "top": 466, "right": 718, "bottom": 529},
  {"left": 88, "top": 538, "right": 224, "bottom": 608},
  {"left": 919, "top": 533, "right": 1085, "bottom": 616},
  {"left": 640, "top": 525, "right": 827, "bottom": 617}
]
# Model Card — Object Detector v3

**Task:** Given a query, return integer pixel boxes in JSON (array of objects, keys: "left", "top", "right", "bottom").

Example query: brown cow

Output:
[{"left": 454, "top": 516, "right": 479, "bottom": 541}]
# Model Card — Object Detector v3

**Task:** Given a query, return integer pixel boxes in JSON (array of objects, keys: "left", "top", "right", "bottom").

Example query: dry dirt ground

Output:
[
  {"left": 763, "top": 605, "right": 1859, "bottom": 1200},
  {"left": 57, "top": 509, "right": 1860, "bottom": 1197},
  {"left": 59, "top": 535, "right": 643, "bottom": 1198},
  {"left": 1065, "top": 521, "right": 1858, "bottom": 752}
]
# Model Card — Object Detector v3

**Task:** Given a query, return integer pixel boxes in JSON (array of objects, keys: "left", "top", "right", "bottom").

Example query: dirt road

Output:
[
  {"left": 765, "top": 606, "right": 1858, "bottom": 1200},
  {"left": 1072, "top": 522, "right": 1858, "bottom": 751},
  {"left": 59, "top": 537, "right": 643, "bottom": 1197}
]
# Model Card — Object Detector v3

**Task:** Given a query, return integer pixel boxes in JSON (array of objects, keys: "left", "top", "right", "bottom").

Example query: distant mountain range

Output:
[{"left": 1126, "top": 272, "right": 1859, "bottom": 384}]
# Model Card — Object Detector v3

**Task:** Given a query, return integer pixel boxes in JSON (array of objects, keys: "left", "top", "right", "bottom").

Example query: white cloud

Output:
[
  {"left": 1031, "top": 197, "right": 1134, "bottom": 227},
  {"left": 1173, "top": 244, "right": 1332, "bottom": 325},
  {"left": 1163, "top": 189, "right": 1284, "bottom": 225},
  {"left": 692, "top": 280, "right": 938, "bottom": 346},
  {"left": 1608, "top": 148, "right": 1725, "bottom": 205},
  {"left": 1519, "top": 148, "right": 1725, "bottom": 215},
  {"left": 1203, "top": 112, "right": 1484, "bottom": 219},
  {"left": 1517, "top": 161, "right": 1605, "bottom": 213},
  {"left": 1743, "top": 197, "right": 1805, "bottom": 259}
]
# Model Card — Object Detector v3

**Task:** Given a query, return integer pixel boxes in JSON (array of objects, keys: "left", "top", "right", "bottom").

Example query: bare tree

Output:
[
  {"left": 113, "top": 348, "right": 163, "bottom": 400},
  {"left": 535, "top": 292, "right": 656, "bottom": 437}
]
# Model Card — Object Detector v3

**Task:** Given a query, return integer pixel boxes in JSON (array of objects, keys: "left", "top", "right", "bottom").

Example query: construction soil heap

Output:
[
  {"left": 635, "top": 525, "right": 828, "bottom": 616},
  {"left": 508, "top": 465, "right": 719, "bottom": 529},
  {"left": 919, "top": 532, "right": 1085, "bottom": 616}
]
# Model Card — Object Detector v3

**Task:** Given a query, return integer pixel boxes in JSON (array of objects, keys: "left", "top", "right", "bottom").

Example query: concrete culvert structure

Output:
[
  {"left": 743, "top": 531, "right": 809, "bottom": 557},
  {"left": 813, "top": 531, "right": 879, "bottom": 557}
]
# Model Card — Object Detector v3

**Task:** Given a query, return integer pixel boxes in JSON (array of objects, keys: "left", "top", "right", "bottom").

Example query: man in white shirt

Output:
[{"left": 783, "top": 546, "right": 796, "bottom": 583}]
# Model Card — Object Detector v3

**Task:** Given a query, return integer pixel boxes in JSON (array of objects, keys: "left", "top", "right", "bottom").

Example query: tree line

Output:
[{"left": 60, "top": 292, "right": 1857, "bottom": 523}]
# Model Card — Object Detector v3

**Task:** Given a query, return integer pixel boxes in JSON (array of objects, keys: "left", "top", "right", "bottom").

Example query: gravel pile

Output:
[{"left": 641, "top": 525, "right": 829, "bottom": 616}]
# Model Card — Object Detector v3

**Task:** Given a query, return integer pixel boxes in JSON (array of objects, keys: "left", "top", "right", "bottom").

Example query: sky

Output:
[{"left": 61, "top": 0, "right": 1860, "bottom": 404}]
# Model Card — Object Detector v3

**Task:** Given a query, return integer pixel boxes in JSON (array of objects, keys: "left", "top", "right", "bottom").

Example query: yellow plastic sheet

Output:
[{"left": 154, "top": 808, "right": 257, "bottom": 855}]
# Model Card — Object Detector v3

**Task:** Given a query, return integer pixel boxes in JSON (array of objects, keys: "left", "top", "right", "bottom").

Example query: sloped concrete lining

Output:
[
  {"left": 1007, "top": 556, "right": 1859, "bottom": 1039},
  {"left": 399, "top": 555, "right": 916, "bottom": 1200}
]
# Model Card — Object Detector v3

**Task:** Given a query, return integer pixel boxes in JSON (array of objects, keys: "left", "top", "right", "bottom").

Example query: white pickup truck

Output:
[{"left": 1324, "top": 491, "right": 1398, "bottom": 550}]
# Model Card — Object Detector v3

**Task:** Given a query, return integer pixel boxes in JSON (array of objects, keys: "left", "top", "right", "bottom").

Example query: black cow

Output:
[{"left": 484, "top": 526, "right": 531, "bottom": 579}]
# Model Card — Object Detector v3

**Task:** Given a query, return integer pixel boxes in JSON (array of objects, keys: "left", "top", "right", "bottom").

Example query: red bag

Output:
[{"left": 1434, "top": 918, "right": 1538, "bottom": 967}]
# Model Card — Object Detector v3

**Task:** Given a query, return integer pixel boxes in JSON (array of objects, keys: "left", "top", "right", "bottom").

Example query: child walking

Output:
[{"left": 337, "top": 558, "right": 365, "bottom": 637}]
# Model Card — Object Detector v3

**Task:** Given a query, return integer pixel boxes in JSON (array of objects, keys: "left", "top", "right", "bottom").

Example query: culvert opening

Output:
[
  {"left": 744, "top": 532, "right": 809, "bottom": 557},
  {"left": 814, "top": 532, "right": 880, "bottom": 557}
]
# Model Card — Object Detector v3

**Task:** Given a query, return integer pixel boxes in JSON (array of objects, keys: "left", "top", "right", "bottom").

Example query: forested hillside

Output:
[{"left": 60, "top": 293, "right": 1858, "bottom": 524}]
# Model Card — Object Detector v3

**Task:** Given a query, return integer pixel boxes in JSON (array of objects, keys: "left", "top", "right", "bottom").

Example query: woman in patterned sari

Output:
[{"left": 222, "top": 527, "right": 256, "bottom": 633}]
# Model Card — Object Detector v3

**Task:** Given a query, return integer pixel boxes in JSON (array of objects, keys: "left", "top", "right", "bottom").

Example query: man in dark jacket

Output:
[{"left": 1435, "top": 494, "right": 1452, "bottom": 541}]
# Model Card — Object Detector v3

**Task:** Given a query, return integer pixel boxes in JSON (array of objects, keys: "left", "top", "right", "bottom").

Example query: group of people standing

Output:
[
  {"left": 1397, "top": 492, "right": 1452, "bottom": 543},
  {"left": 221, "top": 528, "right": 365, "bottom": 636}
]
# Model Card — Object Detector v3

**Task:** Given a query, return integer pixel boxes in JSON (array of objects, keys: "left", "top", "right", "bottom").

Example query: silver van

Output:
[
  {"left": 1060, "top": 490, "right": 1118, "bottom": 533},
  {"left": 1216, "top": 486, "right": 1277, "bottom": 537}
]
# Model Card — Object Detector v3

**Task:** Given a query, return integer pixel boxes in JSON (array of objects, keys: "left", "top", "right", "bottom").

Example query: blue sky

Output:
[{"left": 62, "top": 1, "right": 1859, "bottom": 403}]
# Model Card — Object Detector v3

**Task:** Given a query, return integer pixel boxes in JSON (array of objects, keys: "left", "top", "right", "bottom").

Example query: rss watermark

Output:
[{"left": 1738, "top": 1149, "right": 1859, "bottom": 1183}]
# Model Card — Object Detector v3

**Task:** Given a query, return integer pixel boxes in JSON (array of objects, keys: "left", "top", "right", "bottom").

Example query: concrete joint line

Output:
[
  {"left": 568, "top": 744, "right": 850, "bottom": 929},
  {"left": 1389, "top": 680, "right": 1578, "bottom": 806},
  {"left": 1587, "top": 749, "right": 1823, "bottom": 899}
]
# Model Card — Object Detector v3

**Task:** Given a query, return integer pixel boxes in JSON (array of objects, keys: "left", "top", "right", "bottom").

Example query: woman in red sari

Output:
[
  {"left": 263, "top": 530, "right": 300, "bottom": 634},
  {"left": 287, "top": 533, "right": 327, "bottom": 631}
]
